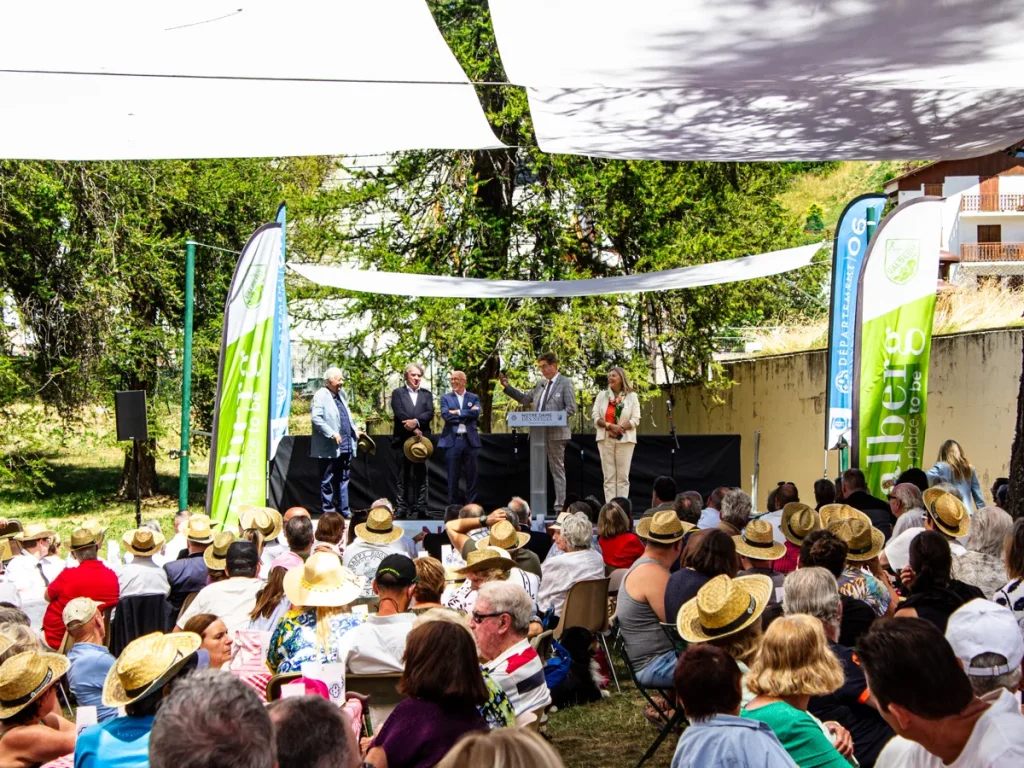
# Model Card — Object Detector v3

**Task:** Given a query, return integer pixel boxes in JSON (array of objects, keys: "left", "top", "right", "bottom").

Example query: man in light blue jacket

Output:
[{"left": 311, "top": 367, "right": 358, "bottom": 517}]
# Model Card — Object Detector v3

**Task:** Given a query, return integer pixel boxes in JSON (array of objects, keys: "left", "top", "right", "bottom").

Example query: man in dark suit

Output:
[
  {"left": 163, "top": 514, "right": 215, "bottom": 614},
  {"left": 841, "top": 468, "right": 893, "bottom": 541},
  {"left": 437, "top": 371, "right": 481, "bottom": 505},
  {"left": 390, "top": 363, "right": 435, "bottom": 518}
]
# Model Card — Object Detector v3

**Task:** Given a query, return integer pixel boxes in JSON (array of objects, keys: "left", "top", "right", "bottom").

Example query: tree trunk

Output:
[
  {"left": 1007, "top": 332, "right": 1024, "bottom": 519},
  {"left": 119, "top": 438, "right": 158, "bottom": 499},
  {"left": 474, "top": 352, "right": 501, "bottom": 433}
]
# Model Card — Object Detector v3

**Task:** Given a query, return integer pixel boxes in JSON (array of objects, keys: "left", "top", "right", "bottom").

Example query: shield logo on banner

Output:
[
  {"left": 243, "top": 264, "right": 267, "bottom": 308},
  {"left": 884, "top": 239, "right": 920, "bottom": 285}
]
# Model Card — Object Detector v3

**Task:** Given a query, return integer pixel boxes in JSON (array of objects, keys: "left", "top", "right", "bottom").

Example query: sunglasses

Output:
[{"left": 470, "top": 611, "right": 507, "bottom": 624}]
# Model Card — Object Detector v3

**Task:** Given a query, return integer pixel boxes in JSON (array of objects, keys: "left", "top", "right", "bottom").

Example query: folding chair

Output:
[
  {"left": 659, "top": 622, "right": 687, "bottom": 654},
  {"left": 348, "top": 672, "right": 403, "bottom": 735},
  {"left": 265, "top": 672, "right": 301, "bottom": 701},
  {"left": 55, "top": 631, "right": 75, "bottom": 713},
  {"left": 553, "top": 578, "right": 619, "bottom": 692}
]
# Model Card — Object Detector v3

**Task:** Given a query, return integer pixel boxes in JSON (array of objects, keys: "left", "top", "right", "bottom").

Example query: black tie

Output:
[{"left": 37, "top": 561, "right": 50, "bottom": 587}]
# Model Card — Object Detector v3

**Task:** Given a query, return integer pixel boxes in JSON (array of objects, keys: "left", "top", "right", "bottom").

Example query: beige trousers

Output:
[{"left": 598, "top": 438, "right": 635, "bottom": 502}]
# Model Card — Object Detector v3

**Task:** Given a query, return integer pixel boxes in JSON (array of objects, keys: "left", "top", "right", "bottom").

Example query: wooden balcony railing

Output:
[
  {"left": 960, "top": 194, "right": 1024, "bottom": 213},
  {"left": 961, "top": 242, "right": 1024, "bottom": 262}
]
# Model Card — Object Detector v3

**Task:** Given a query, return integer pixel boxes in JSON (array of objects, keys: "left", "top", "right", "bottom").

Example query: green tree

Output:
[{"left": 805, "top": 204, "right": 825, "bottom": 232}]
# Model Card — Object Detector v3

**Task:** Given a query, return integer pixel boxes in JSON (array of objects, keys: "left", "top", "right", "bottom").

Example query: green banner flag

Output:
[
  {"left": 852, "top": 197, "right": 944, "bottom": 498},
  {"left": 206, "top": 223, "right": 283, "bottom": 529}
]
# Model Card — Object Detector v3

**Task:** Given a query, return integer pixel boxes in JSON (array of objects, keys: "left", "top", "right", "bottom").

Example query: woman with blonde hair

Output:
[
  {"left": 591, "top": 366, "right": 641, "bottom": 502},
  {"left": 926, "top": 439, "right": 985, "bottom": 513},
  {"left": 742, "top": 614, "right": 853, "bottom": 767},
  {"left": 436, "top": 729, "right": 565, "bottom": 768}
]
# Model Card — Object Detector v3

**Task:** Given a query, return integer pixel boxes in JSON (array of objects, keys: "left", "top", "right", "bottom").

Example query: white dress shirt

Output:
[
  {"left": 537, "top": 374, "right": 559, "bottom": 410},
  {"left": 455, "top": 391, "right": 467, "bottom": 434},
  {"left": 177, "top": 577, "right": 264, "bottom": 634},
  {"left": 406, "top": 385, "right": 420, "bottom": 408},
  {"left": 537, "top": 547, "right": 606, "bottom": 616},
  {"left": 118, "top": 556, "right": 171, "bottom": 597},
  {"left": 7, "top": 551, "right": 63, "bottom": 601},
  {"left": 339, "top": 613, "right": 416, "bottom": 674}
]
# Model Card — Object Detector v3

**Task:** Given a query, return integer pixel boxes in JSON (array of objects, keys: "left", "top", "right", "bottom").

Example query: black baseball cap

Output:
[{"left": 375, "top": 554, "right": 417, "bottom": 587}]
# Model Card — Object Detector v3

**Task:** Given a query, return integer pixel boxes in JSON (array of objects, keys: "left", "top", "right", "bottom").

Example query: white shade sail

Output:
[{"left": 0, "top": 1, "right": 503, "bottom": 159}]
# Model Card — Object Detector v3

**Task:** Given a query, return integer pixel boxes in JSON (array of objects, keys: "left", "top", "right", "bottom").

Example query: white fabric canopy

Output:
[
  {"left": 287, "top": 242, "right": 824, "bottom": 298},
  {"left": 488, "top": 0, "right": 1024, "bottom": 160},
  {"left": 0, "top": 1, "right": 502, "bottom": 159}
]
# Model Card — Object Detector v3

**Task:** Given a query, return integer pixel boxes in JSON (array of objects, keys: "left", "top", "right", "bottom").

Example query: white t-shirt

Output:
[
  {"left": 177, "top": 577, "right": 264, "bottom": 634},
  {"left": 876, "top": 689, "right": 1024, "bottom": 768},
  {"left": 117, "top": 556, "right": 171, "bottom": 598},
  {"left": 343, "top": 538, "right": 415, "bottom": 598},
  {"left": 339, "top": 613, "right": 416, "bottom": 674},
  {"left": 537, "top": 548, "right": 606, "bottom": 615}
]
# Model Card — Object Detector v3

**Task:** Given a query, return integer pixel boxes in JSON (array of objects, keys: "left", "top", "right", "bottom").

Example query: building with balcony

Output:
[{"left": 884, "top": 146, "right": 1024, "bottom": 283}]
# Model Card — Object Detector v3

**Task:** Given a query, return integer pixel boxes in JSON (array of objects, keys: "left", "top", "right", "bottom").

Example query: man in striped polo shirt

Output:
[{"left": 471, "top": 581, "right": 551, "bottom": 717}]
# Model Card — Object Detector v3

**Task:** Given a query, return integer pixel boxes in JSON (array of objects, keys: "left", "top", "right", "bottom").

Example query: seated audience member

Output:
[
  {"left": 674, "top": 492, "right": 704, "bottom": 527},
  {"left": 177, "top": 541, "right": 263, "bottom": 634},
  {"left": 921, "top": 488, "right": 970, "bottom": 556},
  {"left": 993, "top": 516, "right": 1024, "bottom": 624},
  {"left": 239, "top": 505, "right": 283, "bottom": 566},
  {"left": 367, "top": 499, "right": 418, "bottom": 558},
  {"left": 119, "top": 528, "right": 171, "bottom": 597},
  {"left": 273, "top": 516, "right": 314, "bottom": 572},
  {"left": 268, "top": 695, "right": 361, "bottom": 768},
  {"left": 0, "top": 623, "right": 41, "bottom": 667},
  {"left": 543, "top": 502, "right": 603, "bottom": 562},
  {"left": 64, "top": 597, "right": 118, "bottom": 722},
  {"left": 149, "top": 669, "right": 274, "bottom": 768},
  {"left": 822, "top": 506, "right": 897, "bottom": 618},
  {"left": 742, "top": 614, "right": 853, "bottom": 768},
  {"left": 896, "top": 467, "right": 930, "bottom": 495},
  {"left": 799, "top": 529, "right": 875, "bottom": 648},
  {"left": 718, "top": 489, "right": 753, "bottom": 537},
  {"left": 411, "top": 557, "right": 447, "bottom": 613},
  {"left": 240, "top": 528, "right": 265, "bottom": 566},
  {"left": 598, "top": 502, "right": 645, "bottom": 569},
  {"left": 0, "top": 541, "right": 20, "bottom": 608},
  {"left": 164, "top": 515, "right": 215, "bottom": 614},
  {"left": 889, "top": 483, "right": 926, "bottom": 539},
  {"left": 344, "top": 507, "right": 417, "bottom": 598},
  {"left": 77, "top": 631, "right": 201, "bottom": 767},
  {"left": 734, "top": 519, "right": 787, "bottom": 604},
  {"left": 833, "top": 476, "right": 845, "bottom": 504},
  {"left": 664, "top": 529, "right": 737, "bottom": 624},
  {"left": 164, "top": 509, "right": 190, "bottom": 562},
  {"left": 478, "top": 521, "right": 541, "bottom": 600},
  {"left": 779, "top": 503, "right": 821, "bottom": 575},
  {"left": 537, "top": 512, "right": 606, "bottom": 622},
  {"left": 699, "top": 487, "right": 730, "bottom": 530},
  {"left": 755, "top": 483, "right": 799, "bottom": 555},
  {"left": 362, "top": 620, "right": 489, "bottom": 768},
  {"left": 784, "top": 568, "right": 895, "bottom": 767},
  {"left": 814, "top": 479, "right": 837, "bottom": 511},
  {"left": 436, "top": 730, "right": 565, "bottom": 768},
  {"left": 643, "top": 476, "right": 678, "bottom": 518},
  {"left": 996, "top": 483, "right": 1009, "bottom": 510},
  {"left": 614, "top": 511, "right": 686, "bottom": 689},
  {"left": 182, "top": 613, "right": 233, "bottom": 670},
  {"left": 945, "top": 599, "right": 1024, "bottom": 700},
  {"left": 840, "top": 469, "right": 892, "bottom": 540},
  {"left": 339, "top": 555, "right": 417, "bottom": 673},
  {"left": 954, "top": 506, "right": 1013, "bottom": 597},
  {"left": 860, "top": 617, "right": 1024, "bottom": 767},
  {"left": 312, "top": 510, "right": 346, "bottom": 556},
  {"left": 0, "top": 649, "right": 75, "bottom": 765},
  {"left": 510, "top": 496, "right": 554, "bottom": 562},
  {"left": 443, "top": 547, "right": 515, "bottom": 614},
  {"left": 267, "top": 552, "right": 363, "bottom": 674},
  {"left": 247, "top": 565, "right": 290, "bottom": 633},
  {"left": 896, "top": 531, "right": 983, "bottom": 632},
  {"left": 671, "top": 644, "right": 796, "bottom": 768},
  {"left": 612, "top": 495, "right": 633, "bottom": 521},
  {"left": 8, "top": 524, "right": 64, "bottom": 610},
  {"left": 470, "top": 582, "right": 552, "bottom": 718},
  {"left": 449, "top": 509, "right": 542, "bottom": 578},
  {"left": 42, "top": 528, "right": 119, "bottom": 649}
]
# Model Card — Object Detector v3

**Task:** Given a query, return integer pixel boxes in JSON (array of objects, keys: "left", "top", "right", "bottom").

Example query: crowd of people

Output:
[{"left": 0, "top": 437, "right": 1022, "bottom": 766}]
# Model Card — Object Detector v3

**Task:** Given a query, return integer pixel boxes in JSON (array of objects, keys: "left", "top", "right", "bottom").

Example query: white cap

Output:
[{"left": 945, "top": 599, "right": 1024, "bottom": 677}]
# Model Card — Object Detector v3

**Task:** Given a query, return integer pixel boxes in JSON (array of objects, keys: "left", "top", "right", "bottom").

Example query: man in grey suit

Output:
[
  {"left": 500, "top": 352, "right": 577, "bottom": 512},
  {"left": 310, "top": 366, "right": 358, "bottom": 517}
]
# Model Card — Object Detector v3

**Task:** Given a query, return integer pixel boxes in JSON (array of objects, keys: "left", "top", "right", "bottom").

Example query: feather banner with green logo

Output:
[
  {"left": 206, "top": 223, "right": 283, "bottom": 528},
  {"left": 852, "top": 197, "right": 943, "bottom": 499}
]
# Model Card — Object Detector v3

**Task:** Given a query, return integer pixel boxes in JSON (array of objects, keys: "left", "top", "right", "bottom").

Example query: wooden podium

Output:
[{"left": 506, "top": 410, "right": 567, "bottom": 523}]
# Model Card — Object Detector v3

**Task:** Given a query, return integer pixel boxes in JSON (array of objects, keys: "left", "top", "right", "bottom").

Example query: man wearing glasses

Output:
[{"left": 469, "top": 581, "right": 551, "bottom": 717}]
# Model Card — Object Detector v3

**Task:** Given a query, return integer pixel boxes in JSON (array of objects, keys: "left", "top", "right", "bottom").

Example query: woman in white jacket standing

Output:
[{"left": 592, "top": 366, "right": 641, "bottom": 503}]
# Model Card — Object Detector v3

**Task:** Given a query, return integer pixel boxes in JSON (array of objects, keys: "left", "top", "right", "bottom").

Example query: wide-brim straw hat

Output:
[
  {"left": 14, "top": 522, "right": 55, "bottom": 542},
  {"left": 403, "top": 436, "right": 434, "bottom": 463},
  {"left": 184, "top": 514, "right": 215, "bottom": 544},
  {"left": 456, "top": 546, "right": 516, "bottom": 575},
  {"left": 478, "top": 521, "right": 530, "bottom": 551},
  {"left": 926, "top": 490, "right": 970, "bottom": 538},
  {"left": 122, "top": 528, "right": 165, "bottom": 557},
  {"left": 239, "top": 506, "right": 283, "bottom": 540},
  {"left": 635, "top": 510, "right": 690, "bottom": 544},
  {"left": 733, "top": 520, "right": 786, "bottom": 560},
  {"left": 102, "top": 632, "right": 201, "bottom": 708},
  {"left": 781, "top": 502, "right": 821, "bottom": 546},
  {"left": 357, "top": 431, "right": 376, "bottom": 456},
  {"left": 827, "top": 517, "right": 884, "bottom": 561},
  {"left": 0, "top": 651, "right": 70, "bottom": 718},
  {"left": 819, "top": 503, "right": 864, "bottom": 528},
  {"left": 677, "top": 574, "right": 773, "bottom": 643},
  {"left": 283, "top": 551, "right": 363, "bottom": 608},
  {"left": 203, "top": 532, "right": 237, "bottom": 571},
  {"left": 69, "top": 528, "right": 98, "bottom": 550},
  {"left": 0, "top": 540, "right": 13, "bottom": 564},
  {"left": 354, "top": 507, "right": 404, "bottom": 545}
]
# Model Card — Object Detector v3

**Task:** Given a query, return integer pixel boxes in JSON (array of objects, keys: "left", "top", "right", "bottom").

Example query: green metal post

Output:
[
  {"left": 866, "top": 207, "right": 878, "bottom": 243},
  {"left": 179, "top": 240, "right": 196, "bottom": 512}
]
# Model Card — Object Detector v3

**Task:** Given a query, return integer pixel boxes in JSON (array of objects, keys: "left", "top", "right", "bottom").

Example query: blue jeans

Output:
[
  {"left": 635, "top": 649, "right": 678, "bottom": 689},
  {"left": 319, "top": 452, "right": 352, "bottom": 517}
]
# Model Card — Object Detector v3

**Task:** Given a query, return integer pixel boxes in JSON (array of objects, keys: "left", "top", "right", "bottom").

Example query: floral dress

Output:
[
  {"left": 479, "top": 669, "right": 516, "bottom": 729},
  {"left": 837, "top": 566, "right": 891, "bottom": 617},
  {"left": 266, "top": 607, "right": 365, "bottom": 674}
]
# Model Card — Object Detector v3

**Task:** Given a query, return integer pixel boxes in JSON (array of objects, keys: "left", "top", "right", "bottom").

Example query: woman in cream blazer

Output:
[{"left": 592, "top": 366, "right": 641, "bottom": 502}]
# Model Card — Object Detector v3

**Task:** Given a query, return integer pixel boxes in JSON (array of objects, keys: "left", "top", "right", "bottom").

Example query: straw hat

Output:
[
  {"left": 922, "top": 487, "right": 947, "bottom": 509},
  {"left": 677, "top": 574, "right": 773, "bottom": 643},
  {"left": 827, "top": 517, "right": 884, "bottom": 561},
  {"left": 455, "top": 547, "right": 516, "bottom": 575},
  {"left": 68, "top": 528, "right": 99, "bottom": 551},
  {"left": 403, "top": 436, "right": 434, "bottom": 463},
  {"left": 635, "top": 510, "right": 691, "bottom": 544},
  {"left": 122, "top": 528, "right": 165, "bottom": 557},
  {"left": 203, "top": 532, "right": 237, "bottom": 571},
  {"left": 354, "top": 507, "right": 404, "bottom": 545},
  {"left": 819, "top": 503, "right": 865, "bottom": 528},
  {"left": 283, "top": 551, "right": 362, "bottom": 608},
  {"left": 478, "top": 521, "right": 530, "bottom": 552},
  {"left": 0, "top": 540, "right": 13, "bottom": 564},
  {"left": 239, "top": 506, "right": 283, "bottom": 540},
  {"left": 0, "top": 651, "right": 70, "bottom": 718},
  {"left": 14, "top": 522, "right": 55, "bottom": 542},
  {"left": 780, "top": 502, "right": 821, "bottom": 546},
  {"left": 357, "top": 431, "right": 376, "bottom": 456},
  {"left": 926, "top": 490, "right": 970, "bottom": 538},
  {"left": 102, "top": 632, "right": 201, "bottom": 707},
  {"left": 733, "top": 520, "right": 786, "bottom": 560},
  {"left": 184, "top": 514, "right": 215, "bottom": 544}
]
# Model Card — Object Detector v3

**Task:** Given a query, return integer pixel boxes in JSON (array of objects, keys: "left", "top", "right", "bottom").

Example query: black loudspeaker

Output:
[{"left": 115, "top": 390, "right": 148, "bottom": 442}]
